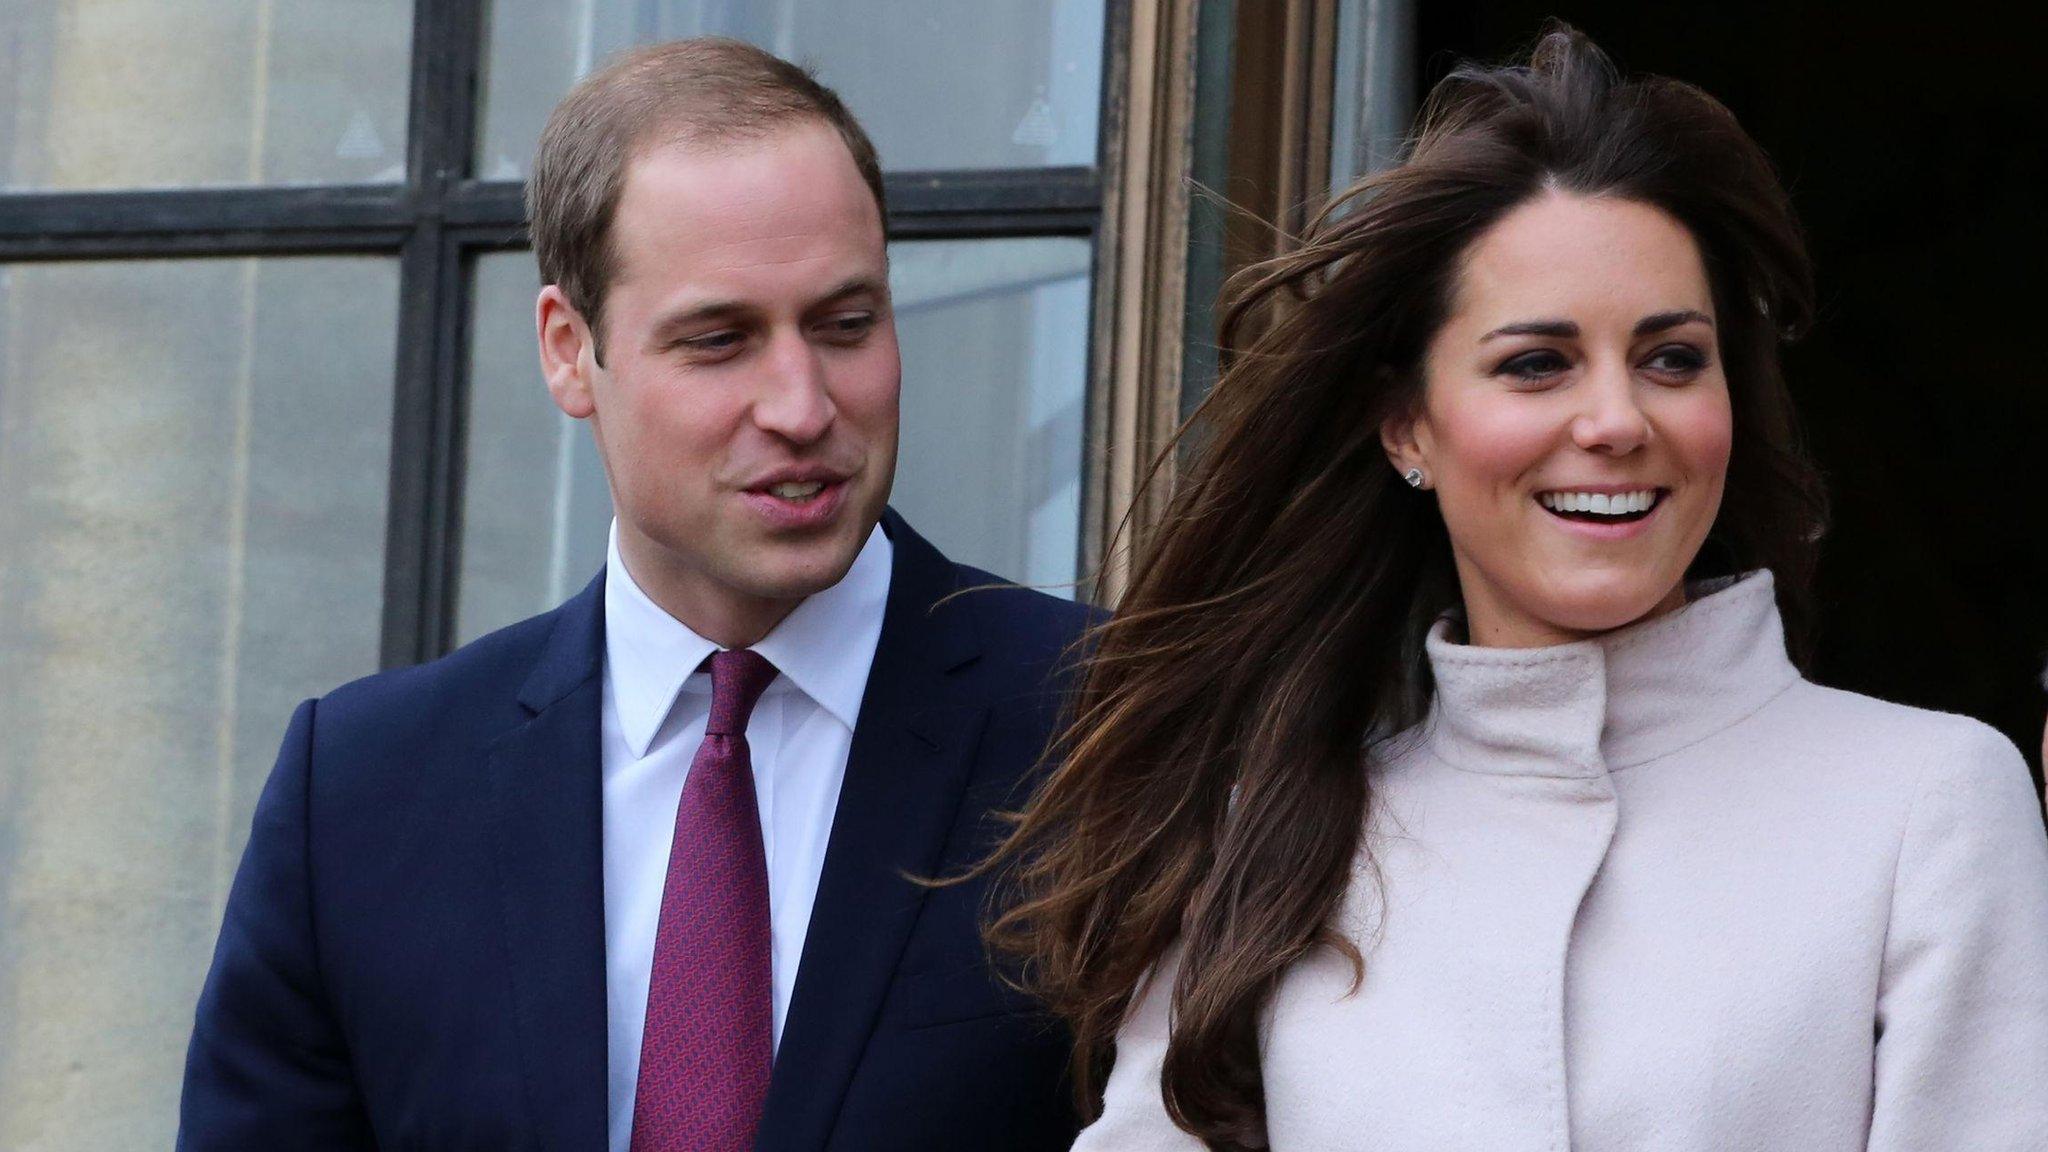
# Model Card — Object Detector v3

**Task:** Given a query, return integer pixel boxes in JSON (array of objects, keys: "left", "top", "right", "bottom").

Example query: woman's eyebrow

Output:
[
  {"left": 1479, "top": 318, "right": 1578, "bottom": 342},
  {"left": 1634, "top": 309, "right": 1714, "bottom": 335},
  {"left": 1477, "top": 310, "right": 1714, "bottom": 343}
]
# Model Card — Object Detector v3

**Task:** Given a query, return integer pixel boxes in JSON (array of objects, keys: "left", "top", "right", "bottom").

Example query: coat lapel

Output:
[
  {"left": 485, "top": 573, "right": 611, "bottom": 1150},
  {"left": 756, "top": 512, "right": 986, "bottom": 1152}
]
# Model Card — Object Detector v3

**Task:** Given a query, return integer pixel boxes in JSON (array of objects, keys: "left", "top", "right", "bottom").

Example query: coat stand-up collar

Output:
[{"left": 1421, "top": 571, "right": 1802, "bottom": 778}]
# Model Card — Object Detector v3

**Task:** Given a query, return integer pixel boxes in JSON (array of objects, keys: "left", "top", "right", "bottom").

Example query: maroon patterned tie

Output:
[{"left": 629, "top": 649, "right": 778, "bottom": 1152}]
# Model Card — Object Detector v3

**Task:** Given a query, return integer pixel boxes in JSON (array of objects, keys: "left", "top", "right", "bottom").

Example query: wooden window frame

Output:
[{"left": 1087, "top": 0, "right": 1348, "bottom": 601}]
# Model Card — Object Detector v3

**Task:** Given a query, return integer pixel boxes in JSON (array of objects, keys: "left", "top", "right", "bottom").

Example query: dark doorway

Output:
[{"left": 1419, "top": 2, "right": 2048, "bottom": 791}]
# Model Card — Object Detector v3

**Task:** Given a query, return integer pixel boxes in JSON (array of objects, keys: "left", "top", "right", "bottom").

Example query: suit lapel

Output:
[
  {"left": 485, "top": 573, "right": 610, "bottom": 1150},
  {"left": 756, "top": 512, "right": 985, "bottom": 1152}
]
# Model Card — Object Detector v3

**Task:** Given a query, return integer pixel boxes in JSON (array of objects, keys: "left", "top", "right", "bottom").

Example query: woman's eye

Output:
[
  {"left": 1497, "top": 349, "right": 1570, "bottom": 381},
  {"left": 1643, "top": 344, "right": 1708, "bottom": 376}
]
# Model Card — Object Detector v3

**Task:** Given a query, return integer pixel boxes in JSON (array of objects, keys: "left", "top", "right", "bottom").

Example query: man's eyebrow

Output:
[
  {"left": 647, "top": 276, "right": 890, "bottom": 341},
  {"left": 1479, "top": 319, "right": 1578, "bottom": 342},
  {"left": 1634, "top": 308, "right": 1714, "bottom": 336},
  {"left": 812, "top": 275, "right": 889, "bottom": 308},
  {"left": 650, "top": 298, "right": 750, "bottom": 339}
]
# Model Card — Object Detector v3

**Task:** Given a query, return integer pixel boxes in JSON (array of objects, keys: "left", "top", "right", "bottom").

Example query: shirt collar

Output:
[{"left": 603, "top": 519, "right": 893, "bottom": 759}]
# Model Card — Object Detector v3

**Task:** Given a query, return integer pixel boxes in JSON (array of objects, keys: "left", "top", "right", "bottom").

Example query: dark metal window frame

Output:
[{"left": 0, "top": 0, "right": 1115, "bottom": 667}]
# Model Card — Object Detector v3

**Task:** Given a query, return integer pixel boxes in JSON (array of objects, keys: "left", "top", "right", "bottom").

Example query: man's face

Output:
[{"left": 538, "top": 123, "right": 899, "bottom": 644}]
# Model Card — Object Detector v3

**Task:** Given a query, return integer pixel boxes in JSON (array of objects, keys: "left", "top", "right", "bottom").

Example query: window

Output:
[{"left": 0, "top": 2, "right": 1116, "bottom": 1144}]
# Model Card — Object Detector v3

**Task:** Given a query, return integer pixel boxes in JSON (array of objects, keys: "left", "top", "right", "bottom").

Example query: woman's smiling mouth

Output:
[{"left": 1534, "top": 487, "right": 1669, "bottom": 538}]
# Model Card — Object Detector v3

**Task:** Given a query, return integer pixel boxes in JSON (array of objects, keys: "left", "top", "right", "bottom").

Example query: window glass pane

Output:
[
  {"left": 455, "top": 235, "right": 1090, "bottom": 643},
  {"left": 0, "top": 257, "right": 398, "bottom": 1147},
  {"left": 890, "top": 236, "right": 1090, "bottom": 592},
  {"left": 476, "top": 0, "right": 1105, "bottom": 180},
  {"left": 0, "top": 0, "right": 414, "bottom": 189},
  {"left": 1329, "top": 0, "right": 1415, "bottom": 186}
]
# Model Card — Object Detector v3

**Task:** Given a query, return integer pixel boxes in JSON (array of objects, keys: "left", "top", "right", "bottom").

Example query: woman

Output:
[{"left": 983, "top": 27, "right": 2048, "bottom": 1152}]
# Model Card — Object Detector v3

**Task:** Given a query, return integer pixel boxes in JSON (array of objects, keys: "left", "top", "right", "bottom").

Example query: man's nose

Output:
[
  {"left": 1569, "top": 361, "right": 1651, "bottom": 455},
  {"left": 752, "top": 330, "right": 836, "bottom": 444}
]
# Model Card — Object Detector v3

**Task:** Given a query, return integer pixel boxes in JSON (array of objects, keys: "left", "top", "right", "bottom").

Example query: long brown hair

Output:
[{"left": 982, "top": 25, "right": 1828, "bottom": 1150}]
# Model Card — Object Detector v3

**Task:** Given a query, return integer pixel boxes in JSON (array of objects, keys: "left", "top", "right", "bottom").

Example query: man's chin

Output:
[{"left": 740, "top": 538, "right": 870, "bottom": 602}]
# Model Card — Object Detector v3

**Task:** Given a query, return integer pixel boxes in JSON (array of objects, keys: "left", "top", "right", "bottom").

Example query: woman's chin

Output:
[{"left": 1526, "top": 576, "right": 1689, "bottom": 639}]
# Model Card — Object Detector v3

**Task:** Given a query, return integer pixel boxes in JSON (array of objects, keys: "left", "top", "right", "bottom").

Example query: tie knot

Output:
[{"left": 705, "top": 649, "right": 777, "bottom": 737}]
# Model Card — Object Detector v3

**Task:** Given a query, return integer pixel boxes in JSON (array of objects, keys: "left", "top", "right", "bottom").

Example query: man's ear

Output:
[{"left": 537, "top": 285, "right": 598, "bottom": 420}]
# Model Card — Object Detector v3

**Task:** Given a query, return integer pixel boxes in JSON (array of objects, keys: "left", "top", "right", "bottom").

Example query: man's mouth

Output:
[
  {"left": 1537, "top": 488, "right": 1664, "bottom": 524},
  {"left": 763, "top": 480, "right": 829, "bottom": 502}
]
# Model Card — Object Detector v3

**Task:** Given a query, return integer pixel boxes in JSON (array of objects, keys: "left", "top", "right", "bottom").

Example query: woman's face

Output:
[{"left": 1385, "top": 191, "right": 1733, "bottom": 648}]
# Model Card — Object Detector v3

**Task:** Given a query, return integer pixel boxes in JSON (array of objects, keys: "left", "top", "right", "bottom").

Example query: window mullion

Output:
[{"left": 380, "top": 0, "right": 489, "bottom": 667}]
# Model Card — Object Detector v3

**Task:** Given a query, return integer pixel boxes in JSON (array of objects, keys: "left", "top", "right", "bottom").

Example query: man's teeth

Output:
[
  {"left": 1539, "top": 489, "right": 1659, "bottom": 516},
  {"left": 768, "top": 480, "right": 827, "bottom": 500}
]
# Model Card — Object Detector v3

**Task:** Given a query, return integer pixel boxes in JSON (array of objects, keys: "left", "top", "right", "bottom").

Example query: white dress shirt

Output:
[{"left": 600, "top": 520, "right": 892, "bottom": 1152}]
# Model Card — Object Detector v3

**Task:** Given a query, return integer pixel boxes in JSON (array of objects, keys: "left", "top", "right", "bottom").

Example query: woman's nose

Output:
[{"left": 1570, "top": 364, "right": 1651, "bottom": 455}]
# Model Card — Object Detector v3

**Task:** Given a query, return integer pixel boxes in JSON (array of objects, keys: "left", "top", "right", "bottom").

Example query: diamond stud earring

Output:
[{"left": 1404, "top": 468, "right": 1426, "bottom": 489}]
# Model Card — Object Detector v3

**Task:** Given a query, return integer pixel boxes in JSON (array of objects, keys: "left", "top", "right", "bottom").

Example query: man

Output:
[{"left": 180, "top": 38, "right": 1089, "bottom": 1152}]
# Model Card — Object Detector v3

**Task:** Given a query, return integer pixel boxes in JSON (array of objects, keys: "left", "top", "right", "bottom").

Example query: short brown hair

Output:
[{"left": 526, "top": 37, "right": 887, "bottom": 360}]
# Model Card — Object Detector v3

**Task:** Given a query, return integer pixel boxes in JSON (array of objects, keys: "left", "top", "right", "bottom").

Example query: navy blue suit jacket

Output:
[{"left": 180, "top": 511, "right": 1090, "bottom": 1151}]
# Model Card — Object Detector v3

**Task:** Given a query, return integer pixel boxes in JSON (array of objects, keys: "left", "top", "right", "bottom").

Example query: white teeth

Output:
[
  {"left": 1540, "top": 489, "right": 1659, "bottom": 517},
  {"left": 768, "top": 481, "right": 826, "bottom": 500}
]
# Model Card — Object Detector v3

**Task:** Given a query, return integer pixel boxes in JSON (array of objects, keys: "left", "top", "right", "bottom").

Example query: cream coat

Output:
[{"left": 1075, "top": 573, "right": 2048, "bottom": 1151}]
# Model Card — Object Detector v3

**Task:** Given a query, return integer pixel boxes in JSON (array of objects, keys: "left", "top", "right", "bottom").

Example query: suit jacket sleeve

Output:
[
  {"left": 1069, "top": 950, "right": 1205, "bottom": 1152},
  {"left": 1868, "top": 725, "right": 2048, "bottom": 1151},
  {"left": 178, "top": 698, "right": 375, "bottom": 1150}
]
